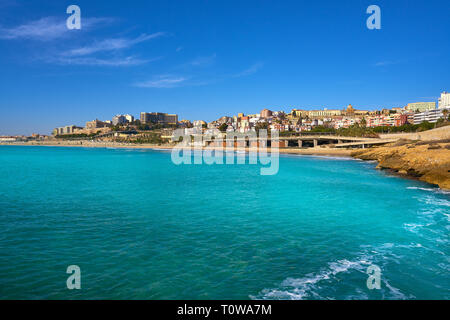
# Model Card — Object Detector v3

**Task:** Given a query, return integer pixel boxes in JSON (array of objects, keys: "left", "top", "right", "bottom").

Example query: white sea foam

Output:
[
  {"left": 305, "top": 155, "right": 355, "bottom": 161},
  {"left": 254, "top": 241, "right": 432, "bottom": 300},
  {"left": 407, "top": 186, "right": 450, "bottom": 195},
  {"left": 279, "top": 154, "right": 354, "bottom": 161},
  {"left": 383, "top": 280, "right": 412, "bottom": 299},
  {"left": 407, "top": 186, "right": 437, "bottom": 192},
  {"left": 253, "top": 258, "right": 370, "bottom": 300},
  {"left": 420, "top": 196, "right": 450, "bottom": 207},
  {"left": 403, "top": 222, "right": 428, "bottom": 234}
]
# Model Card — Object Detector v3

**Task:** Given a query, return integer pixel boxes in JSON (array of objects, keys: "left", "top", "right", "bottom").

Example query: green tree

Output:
[
  {"left": 360, "top": 118, "right": 367, "bottom": 128},
  {"left": 218, "top": 123, "right": 228, "bottom": 132}
]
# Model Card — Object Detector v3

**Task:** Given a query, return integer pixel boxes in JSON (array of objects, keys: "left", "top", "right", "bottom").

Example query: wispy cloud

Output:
[
  {"left": 233, "top": 62, "right": 264, "bottom": 77},
  {"left": 51, "top": 55, "right": 155, "bottom": 67},
  {"left": 0, "top": 15, "right": 164, "bottom": 68},
  {"left": 0, "top": 0, "right": 19, "bottom": 9},
  {"left": 64, "top": 32, "right": 166, "bottom": 56},
  {"left": 135, "top": 61, "right": 265, "bottom": 88},
  {"left": 188, "top": 54, "right": 216, "bottom": 67},
  {"left": 374, "top": 61, "right": 396, "bottom": 67},
  {"left": 0, "top": 16, "right": 115, "bottom": 41},
  {"left": 373, "top": 59, "right": 410, "bottom": 67},
  {"left": 418, "top": 96, "right": 438, "bottom": 100},
  {"left": 134, "top": 75, "right": 188, "bottom": 88},
  {"left": 0, "top": 17, "right": 67, "bottom": 41}
]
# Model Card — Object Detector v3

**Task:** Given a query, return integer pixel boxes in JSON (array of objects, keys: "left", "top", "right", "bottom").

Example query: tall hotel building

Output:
[
  {"left": 438, "top": 91, "right": 450, "bottom": 109},
  {"left": 140, "top": 112, "right": 178, "bottom": 125}
]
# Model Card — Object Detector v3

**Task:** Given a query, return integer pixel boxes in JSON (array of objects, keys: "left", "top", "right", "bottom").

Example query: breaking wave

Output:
[
  {"left": 252, "top": 243, "right": 425, "bottom": 300},
  {"left": 407, "top": 186, "right": 450, "bottom": 195}
]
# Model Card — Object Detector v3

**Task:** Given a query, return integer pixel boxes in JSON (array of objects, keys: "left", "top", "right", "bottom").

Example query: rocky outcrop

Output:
[{"left": 352, "top": 140, "right": 450, "bottom": 190}]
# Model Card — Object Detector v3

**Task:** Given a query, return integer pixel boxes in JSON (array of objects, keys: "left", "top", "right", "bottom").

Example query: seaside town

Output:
[
  {"left": 1, "top": 91, "right": 449, "bottom": 145},
  {"left": 1, "top": 1, "right": 450, "bottom": 304}
]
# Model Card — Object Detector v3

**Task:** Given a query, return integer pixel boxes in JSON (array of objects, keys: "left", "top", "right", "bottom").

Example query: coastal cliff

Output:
[{"left": 352, "top": 140, "right": 450, "bottom": 190}]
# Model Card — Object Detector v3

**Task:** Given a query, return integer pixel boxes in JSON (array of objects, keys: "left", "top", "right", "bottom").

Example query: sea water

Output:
[{"left": 0, "top": 146, "right": 448, "bottom": 299}]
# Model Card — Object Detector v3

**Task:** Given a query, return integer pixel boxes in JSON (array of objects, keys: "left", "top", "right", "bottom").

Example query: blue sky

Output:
[{"left": 0, "top": 0, "right": 449, "bottom": 135}]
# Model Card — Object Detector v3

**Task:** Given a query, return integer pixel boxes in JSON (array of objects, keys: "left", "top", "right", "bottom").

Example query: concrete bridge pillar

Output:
[
  {"left": 297, "top": 140, "right": 303, "bottom": 148},
  {"left": 237, "top": 139, "right": 246, "bottom": 148},
  {"left": 313, "top": 139, "right": 318, "bottom": 148},
  {"left": 249, "top": 139, "right": 257, "bottom": 148}
]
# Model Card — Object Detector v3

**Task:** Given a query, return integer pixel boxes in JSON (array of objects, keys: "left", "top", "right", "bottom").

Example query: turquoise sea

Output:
[{"left": 0, "top": 146, "right": 448, "bottom": 299}]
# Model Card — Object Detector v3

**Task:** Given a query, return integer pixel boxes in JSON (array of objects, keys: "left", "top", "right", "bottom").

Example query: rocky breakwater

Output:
[{"left": 352, "top": 139, "right": 450, "bottom": 190}]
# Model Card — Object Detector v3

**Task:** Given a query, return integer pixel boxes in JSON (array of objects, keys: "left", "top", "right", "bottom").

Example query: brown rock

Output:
[{"left": 353, "top": 142, "right": 450, "bottom": 190}]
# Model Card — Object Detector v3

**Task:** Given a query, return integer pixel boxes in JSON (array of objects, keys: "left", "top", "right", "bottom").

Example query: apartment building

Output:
[
  {"left": 86, "top": 119, "right": 111, "bottom": 129},
  {"left": 52, "top": 125, "right": 82, "bottom": 135},
  {"left": 438, "top": 91, "right": 450, "bottom": 110},
  {"left": 140, "top": 112, "right": 178, "bottom": 125},
  {"left": 405, "top": 102, "right": 436, "bottom": 113},
  {"left": 112, "top": 115, "right": 128, "bottom": 126},
  {"left": 413, "top": 109, "right": 444, "bottom": 124}
]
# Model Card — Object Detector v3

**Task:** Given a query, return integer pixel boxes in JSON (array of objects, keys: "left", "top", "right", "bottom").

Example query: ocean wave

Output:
[
  {"left": 403, "top": 222, "right": 433, "bottom": 234},
  {"left": 407, "top": 186, "right": 450, "bottom": 195},
  {"left": 151, "top": 148, "right": 173, "bottom": 151},
  {"left": 302, "top": 155, "right": 355, "bottom": 161},
  {"left": 278, "top": 154, "right": 354, "bottom": 161},
  {"left": 419, "top": 196, "right": 450, "bottom": 207},
  {"left": 253, "top": 241, "right": 432, "bottom": 300},
  {"left": 383, "top": 280, "right": 412, "bottom": 300},
  {"left": 253, "top": 258, "right": 370, "bottom": 300}
]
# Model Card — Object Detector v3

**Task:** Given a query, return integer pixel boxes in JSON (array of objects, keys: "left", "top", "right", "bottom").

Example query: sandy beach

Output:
[{"left": 0, "top": 140, "right": 354, "bottom": 157}]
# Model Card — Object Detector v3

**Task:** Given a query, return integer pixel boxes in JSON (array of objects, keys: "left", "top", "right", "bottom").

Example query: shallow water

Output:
[{"left": 0, "top": 146, "right": 448, "bottom": 299}]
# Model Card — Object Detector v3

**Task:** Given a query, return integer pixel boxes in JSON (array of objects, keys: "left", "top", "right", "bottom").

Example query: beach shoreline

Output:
[
  {"left": 3, "top": 139, "right": 449, "bottom": 190},
  {"left": 352, "top": 140, "right": 450, "bottom": 190},
  {"left": 0, "top": 141, "right": 354, "bottom": 157}
]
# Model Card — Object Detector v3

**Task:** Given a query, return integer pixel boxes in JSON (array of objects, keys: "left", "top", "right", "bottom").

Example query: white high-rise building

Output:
[
  {"left": 413, "top": 109, "right": 444, "bottom": 124},
  {"left": 438, "top": 91, "right": 450, "bottom": 109},
  {"left": 112, "top": 115, "right": 127, "bottom": 125},
  {"left": 125, "top": 114, "right": 134, "bottom": 123}
]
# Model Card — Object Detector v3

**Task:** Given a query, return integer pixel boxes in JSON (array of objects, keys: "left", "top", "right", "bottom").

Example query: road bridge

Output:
[{"left": 201, "top": 134, "right": 396, "bottom": 149}]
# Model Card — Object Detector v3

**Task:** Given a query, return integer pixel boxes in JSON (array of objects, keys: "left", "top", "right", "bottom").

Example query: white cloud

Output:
[
  {"left": 0, "top": 16, "right": 114, "bottom": 41},
  {"left": 373, "top": 59, "right": 409, "bottom": 67},
  {"left": 374, "top": 61, "right": 394, "bottom": 67},
  {"left": 134, "top": 61, "right": 265, "bottom": 88},
  {"left": 233, "top": 62, "right": 264, "bottom": 77},
  {"left": 64, "top": 32, "right": 167, "bottom": 56},
  {"left": 0, "top": 0, "right": 19, "bottom": 9},
  {"left": 51, "top": 55, "right": 155, "bottom": 67},
  {"left": 134, "top": 75, "right": 188, "bottom": 88},
  {"left": 0, "top": 17, "right": 66, "bottom": 41},
  {"left": 188, "top": 54, "right": 216, "bottom": 67}
]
